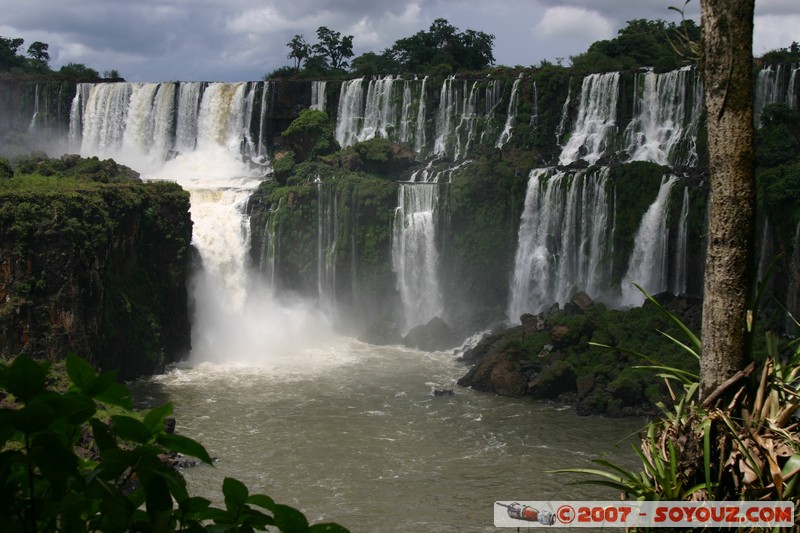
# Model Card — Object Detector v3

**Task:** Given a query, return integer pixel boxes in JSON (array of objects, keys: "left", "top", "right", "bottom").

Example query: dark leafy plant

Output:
[
  {"left": 556, "top": 286, "right": 800, "bottom": 508},
  {"left": 0, "top": 353, "right": 348, "bottom": 532}
]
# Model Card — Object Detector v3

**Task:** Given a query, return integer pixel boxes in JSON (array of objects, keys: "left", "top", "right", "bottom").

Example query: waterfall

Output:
[
  {"left": 559, "top": 72, "right": 619, "bottom": 165},
  {"left": 311, "top": 81, "right": 327, "bottom": 112},
  {"left": 399, "top": 80, "right": 413, "bottom": 142},
  {"left": 433, "top": 77, "right": 506, "bottom": 159},
  {"left": 555, "top": 81, "right": 571, "bottom": 147},
  {"left": 28, "top": 85, "right": 40, "bottom": 131},
  {"left": 392, "top": 183, "right": 443, "bottom": 332},
  {"left": 176, "top": 82, "right": 203, "bottom": 153},
  {"left": 73, "top": 81, "right": 268, "bottom": 170},
  {"left": 754, "top": 64, "right": 796, "bottom": 126},
  {"left": 361, "top": 76, "right": 398, "bottom": 141},
  {"left": 452, "top": 80, "right": 480, "bottom": 160},
  {"left": 68, "top": 80, "right": 337, "bottom": 363},
  {"left": 434, "top": 76, "right": 459, "bottom": 157},
  {"left": 335, "top": 78, "right": 365, "bottom": 148},
  {"left": 259, "top": 198, "right": 280, "bottom": 287},
  {"left": 624, "top": 67, "right": 703, "bottom": 166},
  {"left": 317, "top": 180, "right": 337, "bottom": 319},
  {"left": 670, "top": 186, "right": 690, "bottom": 295},
  {"left": 789, "top": 65, "right": 799, "bottom": 109},
  {"left": 507, "top": 167, "right": 613, "bottom": 322},
  {"left": 620, "top": 175, "right": 678, "bottom": 306},
  {"left": 496, "top": 76, "right": 522, "bottom": 148},
  {"left": 413, "top": 77, "right": 427, "bottom": 155},
  {"left": 529, "top": 81, "right": 539, "bottom": 130},
  {"left": 334, "top": 76, "right": 403, "bottom": 148}
]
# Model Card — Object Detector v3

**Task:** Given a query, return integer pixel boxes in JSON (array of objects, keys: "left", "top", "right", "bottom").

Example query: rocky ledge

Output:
[{"left": 456, "top": 291, "right": 703, "bottom": 417}]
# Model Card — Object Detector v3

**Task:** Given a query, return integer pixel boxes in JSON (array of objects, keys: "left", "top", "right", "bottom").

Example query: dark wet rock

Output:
[
  {"left": 433, "top": 389, "right": 455, "bottom": 397},
  {"left": 403, "top": 316, "right": 457, "bottom": 352},
  {"left": 457, "top": 351, "right": 527, "bottom": 397}
]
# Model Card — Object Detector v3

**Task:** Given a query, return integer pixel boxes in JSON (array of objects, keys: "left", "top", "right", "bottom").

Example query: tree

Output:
[
  {"left": 286, "top": 34, "right": 310, "bottom": 70},
  {"left": 26, "top": 41, "right": 49, "bottom": 70},
  {"left": 0, "top": 36, "right": 25, "bottom": 70},
  {"left": 58, "top": 62, "right": 100, "bottom": 80},
  {"left": 699, "top": 0, "right": 756, "bottom": 399},
  {"left": 387, "top": 19, "right": 495, "bottom": 72},
  {"left": 311, "top": 26, "right": 354, "bottom": 71}
]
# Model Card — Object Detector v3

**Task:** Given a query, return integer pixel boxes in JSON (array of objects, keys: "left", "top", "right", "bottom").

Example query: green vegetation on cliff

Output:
[{"left": 0, "top": 154, "right": 192, "bottom": 379}]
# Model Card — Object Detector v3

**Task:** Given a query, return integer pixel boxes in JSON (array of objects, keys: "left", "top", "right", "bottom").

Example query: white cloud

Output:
[
  {"left": 754, "top": 14, "right": 800, "bottom": 55},
  {"left": 533, "top": 6, "right": 614, "bottom": 42}
]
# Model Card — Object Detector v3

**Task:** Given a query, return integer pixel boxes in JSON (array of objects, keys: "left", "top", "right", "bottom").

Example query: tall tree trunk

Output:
[{"left": 699, "top": 0, "right": 756, "bottom": 399}]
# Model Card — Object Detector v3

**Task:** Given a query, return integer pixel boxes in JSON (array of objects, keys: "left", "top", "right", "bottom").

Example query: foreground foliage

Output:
[
  {"left": 557, "top": 291, "right": 800, "bottom": 517},
  {"left": 0, "top": 353, "right": 348, "bottom": 532}
]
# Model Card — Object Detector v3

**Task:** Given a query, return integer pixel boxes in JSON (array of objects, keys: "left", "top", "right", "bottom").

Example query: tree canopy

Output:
[
  {"left": 570, "top": 18, "right": 701, "bottom": 73},
  {"left": 0, "top": 34, "right": 116, "bottom": 80},
  {"left": 270, "top": 18, "right": 494, "bottom": 79}
]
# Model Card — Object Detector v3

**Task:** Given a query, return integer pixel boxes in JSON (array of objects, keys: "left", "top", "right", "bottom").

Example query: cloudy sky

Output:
[{"left": 2, "top": 0, "right": 798, "bottom": 82}]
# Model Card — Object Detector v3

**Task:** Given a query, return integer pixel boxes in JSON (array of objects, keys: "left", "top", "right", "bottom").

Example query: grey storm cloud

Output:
[{"left": 1, "top": 0, "right": 796, "bottom": 82}]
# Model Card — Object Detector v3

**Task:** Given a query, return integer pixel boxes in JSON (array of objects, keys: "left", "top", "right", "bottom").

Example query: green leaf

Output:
[
  {"left": 179, "top": 496, "right": 212, "bottom": 515},
  {"left": 4, "top": 355, "right": 48, "bottom": 402},
  {"left": 90, "top": 418, "right": 119, "bottom": 452},
  {"left": 47, "top": 391, "right": 96, "bottom": 424},
  {"left": 13, "top": 400, "right": 57, "bottom": 433},
  {"left": 95, "top": 381, "right": 133, "bottom": 410},
  {"left": 66, "top": 352, "right": 96, "bottom": 391},
  {"left": 111, "top": 415, "right": 152, "bottom": 444},
  {"left": 145, "top": 474, "right": 173, "bottom": 528},
  {"left": 247, "top": 493, "right": 276, "bottom": 510},
  {"left": 223, "top": 477, "right": 249, "bottom": 507},
  {"left": 156, "top": 434, "right": 213, "bottom": 465},
  {"left": 143, "top": 403, "right": 173, "bottom": 433},
  {"left": 272, "top": 503, "right": 310, "bottom": 533}
]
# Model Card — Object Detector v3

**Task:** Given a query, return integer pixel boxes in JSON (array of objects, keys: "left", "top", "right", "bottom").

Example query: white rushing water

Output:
[
  {"left": 507, "top": 167, "right": 613, "bottom": 322},
  {"left": 559, "top": 72, "right": 619, "bottom": 166},
  {"left": 624, "top": 66, "right": 703, "bottom": 167},
  {"left": 131, "top": 338, "right": 640, "bottom": 532},
  {"left": 620, "top": 175, "right": 678, "bottom": 306},
  {"left": 392, "top": 183, "right": 443, "bottom": 332},
  {"left": 67, "top": 77, "right": 649, "bottom": 533}
]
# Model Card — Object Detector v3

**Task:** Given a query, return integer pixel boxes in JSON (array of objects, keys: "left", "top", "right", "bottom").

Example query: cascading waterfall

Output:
[
  {"left": 317, "top": 180, "right": 338, "bottom": 319},
  {"left": 496, "top": 76, "right": 522, "bottom": 148},
  {"left": 333, "top": 76, "right": 426, "bottom": 149},
  {"left": 754, "top": 64, "right": 799, "bottom": 125},
  {"left": 620, "top": 175, "right": 678, "bottom": 306},
  {"left": 624, "top": 67, "right": 703, "bottom": 166},
  {"left": 555, "top": 81, "right": 571, "bottom": 146},
  {"left": 434, "top": 76, "right": 460, "bottom": 157},
  {"left": 559, "top": 72, "right": 619, "bottom": 165},
  {"left": 259, "top": 198, "right": 280, "bottom": 287},
  {"left": 433, "top": 77, "right": 506, "bottom": 159},
  {"left": 334, "top": 78, "right": 365, "bottom": 148},
  {"left": 70, "top": 80, "right": 333, "bottom": 363},
  {"left": 73, "top": 81, "right": 270, "bottom": 169},
  {"left": 413, "top": 76, "right": 428, "bottom": 155},
  {"left": 176, "top": 82, "right": 203, "bottom": 153},
  {"left": 361, "top": 76, "right": 398, "bottom": 141},
  {"left": 529, "top": 81, "right": 539, "bottom": 130},
  {"left": 507, "top": 167, "right": 613, "bottom": 322},
  {"left": 311, "top": 81, "right": 327, "bottom": 112},
  {"left": 789, "top": 65, "right": 800, "bottom": 109},
  {"left": 670, "top": 186, "right": 690, "bottom": 295},
  {"left": 392, "top": 183, "right": 443, "bottom": 332}
]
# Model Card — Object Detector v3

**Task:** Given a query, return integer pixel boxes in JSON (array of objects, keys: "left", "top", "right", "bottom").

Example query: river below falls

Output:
[{"left": 131, "top": 337, "right": 643, "bottom": 532}]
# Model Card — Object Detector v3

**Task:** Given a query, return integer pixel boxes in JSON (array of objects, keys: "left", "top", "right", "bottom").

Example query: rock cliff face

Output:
[{"left": 0, "top": 158, "right": 192, "bottom": 379}]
